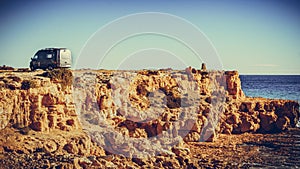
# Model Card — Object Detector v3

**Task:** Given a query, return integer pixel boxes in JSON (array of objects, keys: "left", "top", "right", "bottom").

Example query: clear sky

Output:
[{"left": 0, "top": 0, "right": 299, "bottom": 74}]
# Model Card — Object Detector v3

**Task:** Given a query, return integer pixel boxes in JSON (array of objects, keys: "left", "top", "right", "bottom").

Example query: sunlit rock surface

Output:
[{"left": 0, "top": 68, "right": 299, "bottom": 168}]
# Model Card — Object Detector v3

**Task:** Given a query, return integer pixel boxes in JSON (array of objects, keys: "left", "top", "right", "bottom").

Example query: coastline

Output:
[{"left": 0, "top": 68, "right": 299, "bottom": 168}]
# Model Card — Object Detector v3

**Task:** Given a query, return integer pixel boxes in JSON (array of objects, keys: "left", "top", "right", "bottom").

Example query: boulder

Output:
[{"left": 260, "top": 111, "right": 277, "bottom": 132}]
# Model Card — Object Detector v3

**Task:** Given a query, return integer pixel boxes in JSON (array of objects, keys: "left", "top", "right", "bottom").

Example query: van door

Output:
[
  {"left": 59, "top": 49, "right": 71, "bottom": 68},
  {"left": 38, "top": 51, "right": 48, "bottom": 69}
]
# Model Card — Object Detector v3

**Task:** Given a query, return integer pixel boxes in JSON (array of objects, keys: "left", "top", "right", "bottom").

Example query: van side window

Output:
[{"left": 47, "top": 54, "right": 53, "bottom": 59}]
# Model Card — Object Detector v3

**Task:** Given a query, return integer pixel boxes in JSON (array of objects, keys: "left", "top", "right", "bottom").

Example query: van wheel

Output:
[
  {"left": 30, "top": 66, "right": 35, "bottom": 71},
  {"left": 47, "top": 65, "right": 53, "bottom": 70}
]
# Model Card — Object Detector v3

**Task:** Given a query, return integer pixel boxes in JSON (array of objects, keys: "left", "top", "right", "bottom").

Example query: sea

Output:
[
  {"left": 239, "top": 75, "right": 300, "bottom": 167},
  {"left": 240, "top": 75, "right": 300, "bottom": 127},
  {"left": 240, "top": 75, "right": 300, "bottom": 102}
]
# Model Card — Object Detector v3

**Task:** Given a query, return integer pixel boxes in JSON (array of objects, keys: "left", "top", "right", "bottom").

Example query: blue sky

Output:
[{"left": 0, "top": 0, "right": 299, "bottom": 74}]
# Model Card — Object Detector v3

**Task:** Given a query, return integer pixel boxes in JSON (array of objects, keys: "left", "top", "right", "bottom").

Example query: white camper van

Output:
[{"left": 30, "top": 48, "right": 72, "bottom": 71}]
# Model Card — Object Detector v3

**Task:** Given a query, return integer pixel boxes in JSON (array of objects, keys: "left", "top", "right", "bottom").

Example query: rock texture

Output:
[
  {"left": 73, "top": 68, "right": 298, "bottom": 145},
  {"left": 0, "top": 68, "right": 299, "bottom": 168},
  {"left": 0, "top": 71, "right": 80, "bottom": 132}
]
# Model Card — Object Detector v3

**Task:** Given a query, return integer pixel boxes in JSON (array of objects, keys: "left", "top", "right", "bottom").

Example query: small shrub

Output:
[
  {"left": 21, "top": 80, "right": 37, "bottom": 90},
  {"left": 40, "top": 69, "right": 73, "bottom": 90},
  {"left": 7, "top": 83, "right": 16, "bottom": 90}
]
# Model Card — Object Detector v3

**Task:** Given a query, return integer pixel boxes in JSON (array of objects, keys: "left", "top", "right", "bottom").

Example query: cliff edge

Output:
[{"left": 0, "top": 68, "right": 299, "bottom": 168}]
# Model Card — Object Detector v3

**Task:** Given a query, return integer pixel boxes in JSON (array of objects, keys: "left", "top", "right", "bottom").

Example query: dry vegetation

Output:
[
  {"left": 40, "top": 68, "right": 73, "bottom": 89},
  {"left": 21, "top": 80, "right": 37, "bottom": 90}
]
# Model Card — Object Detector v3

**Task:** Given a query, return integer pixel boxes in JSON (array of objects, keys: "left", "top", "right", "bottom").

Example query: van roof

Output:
[{"left": 42, "top": 48, "right": 67, "bottom": 50}]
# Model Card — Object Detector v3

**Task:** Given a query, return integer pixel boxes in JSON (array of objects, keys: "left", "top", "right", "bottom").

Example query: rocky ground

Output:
[
  {"left": 0, "top": 128, "right": 299, "bottom": 168},
  {"left": 0, "top": 68, "right": 299, "bottom": 168},
  {"left": 190, "top": 128, "right": 300, "bottom": 168}
]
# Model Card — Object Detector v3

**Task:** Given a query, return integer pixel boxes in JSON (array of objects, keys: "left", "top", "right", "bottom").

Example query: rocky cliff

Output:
[{"left": 0, "top": 68, "right": 299, "bottom": 168}]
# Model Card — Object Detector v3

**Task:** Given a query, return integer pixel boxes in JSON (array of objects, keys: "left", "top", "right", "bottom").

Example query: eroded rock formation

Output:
[
  {"left": 0, "top": 68, "right": 299, "bottom": 168},
  {"left": 0, "top": 72, "right": 79, "bottom": 132}
]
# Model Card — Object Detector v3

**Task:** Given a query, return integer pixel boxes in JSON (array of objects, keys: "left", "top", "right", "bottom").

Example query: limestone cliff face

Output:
[
  {"left": 0, "top": 68, "right": 299, "bottom": 158},
  {"left": 0, "top": 70, "right": 105, "bottom": 157},
  {"left": 72, "top": 68, "right": 299, "bottom": 147},
  {"left": 0, "top": 72, "right": 79, "bottom": 131},
  {"left": 0, "top": 69, "right": 299, "bottom": 135}
]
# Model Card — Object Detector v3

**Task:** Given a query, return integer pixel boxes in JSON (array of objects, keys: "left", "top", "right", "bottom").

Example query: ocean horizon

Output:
[{"left": 240, "top": 75, "right": 300, "bottom": 102}]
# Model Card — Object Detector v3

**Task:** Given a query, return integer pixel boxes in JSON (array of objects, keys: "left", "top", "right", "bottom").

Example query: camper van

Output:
[{"left": 30, "top": 48, "right": 72, "bottom": 71}]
